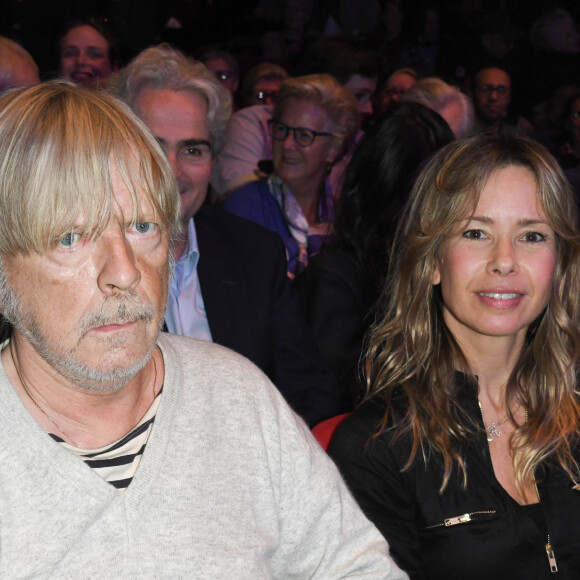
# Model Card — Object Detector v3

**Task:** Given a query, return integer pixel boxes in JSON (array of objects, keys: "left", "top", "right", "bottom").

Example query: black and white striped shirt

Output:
[{"left": 50, "top": 389, "right": 162, "bottom": 491}]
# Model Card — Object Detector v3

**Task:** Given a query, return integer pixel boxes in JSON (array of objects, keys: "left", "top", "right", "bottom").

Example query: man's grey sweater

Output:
[{"left": 0, "top": 333, "right": 406, "bottom": 579}]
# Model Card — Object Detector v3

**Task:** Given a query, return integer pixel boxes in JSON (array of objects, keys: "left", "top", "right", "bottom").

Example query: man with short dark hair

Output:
[
  {"left": 0, "top": 80, "right": 405, "bottom": 578},
  {"left": 471, "top": 66, "right": 534, "bottom": 136}
]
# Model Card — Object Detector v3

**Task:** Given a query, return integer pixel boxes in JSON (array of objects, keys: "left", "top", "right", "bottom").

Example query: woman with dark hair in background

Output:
[
  {"left": 329, "top": 133, "right": 580, "bottom": 578},
  {"left": 296, "top": 102, "right": 454, "bottom": 410}
]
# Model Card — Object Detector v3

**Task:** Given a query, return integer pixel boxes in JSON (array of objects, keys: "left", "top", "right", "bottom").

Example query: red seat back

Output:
[{"left": 312, "top": 413, "right": 351, "bottom": 451}]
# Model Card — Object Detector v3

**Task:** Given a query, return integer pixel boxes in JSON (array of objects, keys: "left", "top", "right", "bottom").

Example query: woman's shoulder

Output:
[
  {"left": 224, "top": 178, "right": 271, "bottom": 206},
  {"left": 329, "top": 394, "right": 412, "bottom": 458},
  {"left": 222, "top": 178, "right": 281, "bottom": 225},
  {"left": 233, "top": 177, "right": 270, "bottom": 194}
]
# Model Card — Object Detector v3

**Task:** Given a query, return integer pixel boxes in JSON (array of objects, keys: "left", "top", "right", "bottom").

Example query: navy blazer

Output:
[{"left": 190, "top": 205, "right": 340, "bottom": 427}]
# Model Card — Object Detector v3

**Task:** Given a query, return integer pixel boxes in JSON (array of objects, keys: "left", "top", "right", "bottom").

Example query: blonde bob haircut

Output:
[
  {"left": 367, "top": 132, "right": 580, "bottom": 492},
  {"left": 0, "top": 81, "right": 181, "bottom": 257},
  {"left": 273, "top": 74, "right": 360, "bottom": 158}
]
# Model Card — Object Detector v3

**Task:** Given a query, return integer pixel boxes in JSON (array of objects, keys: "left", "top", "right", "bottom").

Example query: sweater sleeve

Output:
[
  {"left": 328, "top": 402, "right": 422, "bottom": 578},
  {"left": 269, "top": 390, "right": 409, "bottom": 579}
]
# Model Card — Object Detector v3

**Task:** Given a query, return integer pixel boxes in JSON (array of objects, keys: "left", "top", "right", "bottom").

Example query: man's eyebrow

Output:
[{"left": 178, "top": 139, "right": 211, "bottom": 148}]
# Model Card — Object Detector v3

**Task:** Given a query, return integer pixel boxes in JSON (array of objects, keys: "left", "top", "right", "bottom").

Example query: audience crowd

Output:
[{"left": 1, "top": 1, "right": 580, "bottom": 577}]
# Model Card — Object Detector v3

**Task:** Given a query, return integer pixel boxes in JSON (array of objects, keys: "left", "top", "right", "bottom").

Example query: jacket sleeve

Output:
[{"left": 328, "top": 404, "right": 422, "bottom": 578}]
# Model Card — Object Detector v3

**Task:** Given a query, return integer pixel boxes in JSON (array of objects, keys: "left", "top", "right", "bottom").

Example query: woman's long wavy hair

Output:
[{"left": 366, "top": 132, "right": 580, "bottom": 492}]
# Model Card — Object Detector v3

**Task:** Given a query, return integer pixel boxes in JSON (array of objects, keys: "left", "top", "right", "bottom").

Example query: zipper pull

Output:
[
  {"left": 444, "top": 514, "right": 471, "bottom": 526},
  {"left": 546, "top": 543, "right": 558, "bottom": 573}
]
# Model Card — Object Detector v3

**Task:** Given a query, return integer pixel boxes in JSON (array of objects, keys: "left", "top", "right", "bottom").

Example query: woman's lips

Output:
[{"left": 476, "top": 291, "right": 524, "bottom": 309}]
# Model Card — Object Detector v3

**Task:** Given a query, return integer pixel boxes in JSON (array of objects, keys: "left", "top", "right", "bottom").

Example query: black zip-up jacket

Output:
[{"left": 328, "top": 380, "right": 580, "bottom": 579}]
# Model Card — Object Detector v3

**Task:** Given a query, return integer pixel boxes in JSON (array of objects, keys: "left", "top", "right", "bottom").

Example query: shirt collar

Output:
[{"left": 176, "top": 218, "right": 200, "bottom": 280}]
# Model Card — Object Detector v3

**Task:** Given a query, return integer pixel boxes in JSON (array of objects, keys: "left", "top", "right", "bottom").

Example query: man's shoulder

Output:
[
  {"left": 157, "top": 333, "right": 301, "bottom": 423},
  {"left": 160, "top": 331, "right": 251, "bottom": 361},
  {"left": 159, "top": 333, "right": 271, "bottom": 385}
]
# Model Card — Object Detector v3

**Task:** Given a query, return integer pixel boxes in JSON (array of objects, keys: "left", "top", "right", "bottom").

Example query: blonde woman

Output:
[{"left": 329, "top": 133, "right": 580, "bottom": 578}]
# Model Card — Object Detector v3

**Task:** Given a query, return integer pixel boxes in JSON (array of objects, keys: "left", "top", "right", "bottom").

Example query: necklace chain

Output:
[
  {"left": 480, "top": 400, "right": 557, "bottom": 569},
  {"left": 9, "top": 341, "right": 158, "bottom": 448},
  {"left": 478, "top": 400, "right": 510, "bottom": 442}
]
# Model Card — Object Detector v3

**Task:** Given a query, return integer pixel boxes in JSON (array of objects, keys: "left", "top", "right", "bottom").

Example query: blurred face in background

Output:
[
  {"left": 60, "top": 25, "right": 115, "bottom": 89},
  {"left": 204, "top": 56, "right": 239, "bottom": 95},
  {"left": 473, "top": 68, "right": 511, "bottom": 124},
  {"left": 344, "top": 74, "right": 377, "bottom": 123},
  {"left": 379, "top": 71, "right": 417, "bottom": 113},
  {"left": 547, "top": 9, "right": 580, "bottom": 54},
  {"left": 250, "top": 78, "right": 282, "bottom": 106}
]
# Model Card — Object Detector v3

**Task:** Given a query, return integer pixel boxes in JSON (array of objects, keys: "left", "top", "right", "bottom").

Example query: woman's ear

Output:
[
  {"left": 432, "top": 262, "right": 441, "bottom": 285},
  {"left": 326, "top": 137, "right": 344, "bottom": 165}
]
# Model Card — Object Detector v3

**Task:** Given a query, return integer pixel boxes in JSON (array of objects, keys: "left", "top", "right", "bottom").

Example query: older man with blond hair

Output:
[{"left": 0, "top": 81, "right": 406, "bottom": 579}]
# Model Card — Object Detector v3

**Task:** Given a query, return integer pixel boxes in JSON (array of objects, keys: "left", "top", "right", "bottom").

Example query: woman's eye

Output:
[
  {"left": 522, "top": 231, "right": 547, "bottom": 243},
  {"left": 61, "top": 48, "right": 78, "bottom": 59},
  {"left": 86, "top": 49, "right": 105, "bottom": 60},
  {"left": 133, "top": 222, "right": 156, "bottom": 235},
  {"left": 462, "top": 229, "right": 487, "bottom": 240},
  {"left": 59, "top": 232, "right": 81, "bottom": 247}
]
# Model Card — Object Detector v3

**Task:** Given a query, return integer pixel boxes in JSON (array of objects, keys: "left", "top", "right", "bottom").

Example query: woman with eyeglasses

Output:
[{"left": 222, "top": 74, "right": 359, "bottom": 278}]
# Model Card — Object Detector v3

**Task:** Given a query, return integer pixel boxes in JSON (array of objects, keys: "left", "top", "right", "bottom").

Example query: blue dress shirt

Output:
[{"left": 165, "top": 219, "right": 213, "bottom": 341}]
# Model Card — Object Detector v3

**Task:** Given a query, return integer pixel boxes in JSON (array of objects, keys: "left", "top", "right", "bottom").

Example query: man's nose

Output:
[{"left": 96, "top": 232, "right": 141, "bottom": 295}]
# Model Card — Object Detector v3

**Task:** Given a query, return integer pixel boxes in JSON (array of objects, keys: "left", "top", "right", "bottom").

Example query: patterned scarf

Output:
[{"left": 267, "top": 173, "right": 334, "bottom": 272}]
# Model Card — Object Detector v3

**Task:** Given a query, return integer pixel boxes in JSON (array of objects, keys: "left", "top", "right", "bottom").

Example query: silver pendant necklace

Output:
[{"left": 478, "top": 400, "right": 509, "bottom": 442}]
